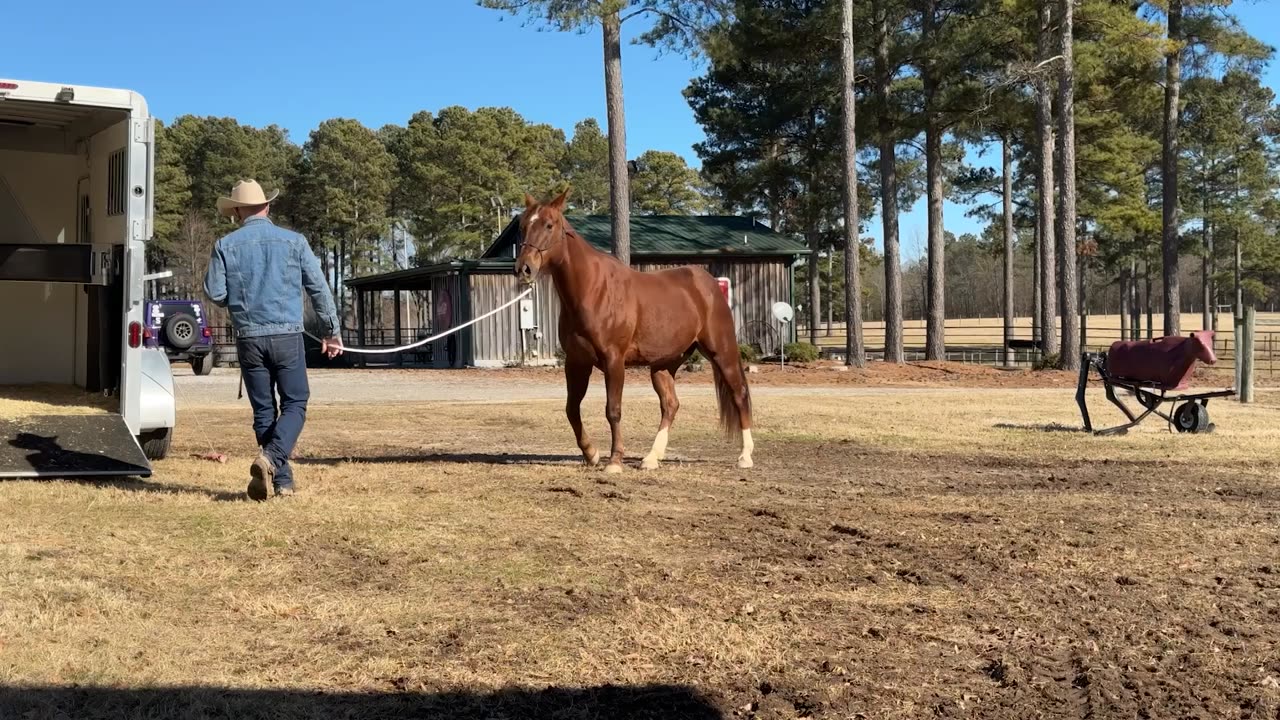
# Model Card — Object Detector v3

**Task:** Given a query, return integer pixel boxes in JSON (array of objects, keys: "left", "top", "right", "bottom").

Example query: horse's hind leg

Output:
[
  {"left": 565, "top": 360, "right": 599, "bottom": 466},
  {"left": 641, "top": 364, "right": 681, "bottom": 470},
  {"left": 602, "top": 356, "right": 627, "bottom": 473}
]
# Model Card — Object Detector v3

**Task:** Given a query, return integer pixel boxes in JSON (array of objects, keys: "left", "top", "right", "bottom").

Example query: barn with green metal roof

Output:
[{"left": 344, "top": 215, "right": 809, "bottom": 368}]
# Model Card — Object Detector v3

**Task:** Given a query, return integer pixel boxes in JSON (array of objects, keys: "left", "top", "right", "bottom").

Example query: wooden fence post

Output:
[
  {"left": 1234, "top": 313, "right": 1243, "bottom": 396},
  {"left": 1240, "top": 306, "right": 1255, "bottom": 403}
]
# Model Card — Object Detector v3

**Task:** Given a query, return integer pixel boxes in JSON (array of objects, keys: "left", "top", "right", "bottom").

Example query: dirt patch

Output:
[{"left": 1, "top": 388, "right": 1277, "bottom": 719}]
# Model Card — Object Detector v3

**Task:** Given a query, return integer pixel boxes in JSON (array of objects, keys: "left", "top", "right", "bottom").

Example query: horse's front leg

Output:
[
  {"left": 602, "top": 356, "right": 626, "bottom": 473},
  {"left": 564, "top": 359, "right": 599, "bottom": 466}
]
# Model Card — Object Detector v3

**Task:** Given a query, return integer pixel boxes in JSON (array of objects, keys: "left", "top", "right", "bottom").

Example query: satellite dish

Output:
[{"left": 771, "top": 301, "right": 794, "bottom": 324}]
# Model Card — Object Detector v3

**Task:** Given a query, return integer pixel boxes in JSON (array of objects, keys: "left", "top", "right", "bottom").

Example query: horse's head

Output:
[{"left": 515, "top": 187, "right": 570, "bottom": 286}]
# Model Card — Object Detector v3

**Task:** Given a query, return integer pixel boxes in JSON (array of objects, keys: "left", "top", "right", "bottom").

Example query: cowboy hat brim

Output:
[{"left": 216, "top": 188, "right": 280, "bottom": 217}]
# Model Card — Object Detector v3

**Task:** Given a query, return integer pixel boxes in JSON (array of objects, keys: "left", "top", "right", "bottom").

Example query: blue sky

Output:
[{"left": 6, "top": 0, "right": 1277, "bottom": 259}]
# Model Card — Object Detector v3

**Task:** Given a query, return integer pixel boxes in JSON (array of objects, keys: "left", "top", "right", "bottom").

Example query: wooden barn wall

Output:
[
  {"left": 464, "top": 258, "right": 792, "bottom": 367},
  {"left": 634, "top": 258, "right": 792, "bottom": 342},
  {"left": 430, "top": 272, "right": 467, "bottom": 368},
  {"left": 467, "top": 273, "right": 559, "bottom": 367}
]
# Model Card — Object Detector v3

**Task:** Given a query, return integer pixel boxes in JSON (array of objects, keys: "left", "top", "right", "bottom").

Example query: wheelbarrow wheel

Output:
[{"left": 1174, "top": 402, "right": 1210, "bottom": 434}]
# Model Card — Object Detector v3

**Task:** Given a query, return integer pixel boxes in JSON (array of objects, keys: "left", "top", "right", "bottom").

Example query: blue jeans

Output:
[{"left": 236, "top": 333, "right": 309, "bottom": 489}]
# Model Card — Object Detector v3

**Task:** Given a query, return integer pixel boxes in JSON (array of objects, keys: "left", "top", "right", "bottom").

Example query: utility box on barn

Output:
[
  {"left": 717, "top": 277, "right": 731, "bottom": 307},
  {"left": 518, "top": 297, "right": 536, "bottom": 329}
]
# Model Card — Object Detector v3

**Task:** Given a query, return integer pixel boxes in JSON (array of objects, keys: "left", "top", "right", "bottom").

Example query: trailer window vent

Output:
[
  {"left": 106, "top": 148, "right": 126, "bottom": 216},
  {"left": 78, "top": 193, "right": 91, "bottom": 243}
]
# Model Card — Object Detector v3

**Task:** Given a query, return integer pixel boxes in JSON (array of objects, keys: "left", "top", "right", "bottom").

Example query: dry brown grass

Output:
[{"left": 1, "top": 380, "right": 1278, "bottom": 719}]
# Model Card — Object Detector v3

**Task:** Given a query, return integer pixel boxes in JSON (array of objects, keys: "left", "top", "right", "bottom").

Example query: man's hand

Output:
[{"left": 322, "top": 336, "right": 344, "bottom": 358}]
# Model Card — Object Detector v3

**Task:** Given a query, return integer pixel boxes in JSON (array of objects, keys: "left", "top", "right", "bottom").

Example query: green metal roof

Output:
[
  {"left": 482, "top": 214, "right": 809, "bottom": 259},
  {"left": 344, "top": 259, "right": 515, "bottom": 291}
]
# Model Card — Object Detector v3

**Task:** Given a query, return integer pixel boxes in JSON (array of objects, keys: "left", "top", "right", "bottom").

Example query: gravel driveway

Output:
[{"left": 171, "top": 367, "right": 996, "bottom": 408}]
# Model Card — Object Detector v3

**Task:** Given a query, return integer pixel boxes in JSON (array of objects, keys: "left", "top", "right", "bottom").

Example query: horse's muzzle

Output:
[{"left": 516, "top": 262, "right": 535, "bottom": 285}]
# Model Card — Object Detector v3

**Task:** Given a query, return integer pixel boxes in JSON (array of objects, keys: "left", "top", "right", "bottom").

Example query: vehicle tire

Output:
[
  {"left": 1174, "top": 402, "right": 1210, "bottom": 434},
  {"left": 138, "top": 428, "right": 172, "bottom": 460},
  {"left": 164, "top": 313, "right": 198, "bottom": 350},
  {"left": 192, "top": 353, "right": 215, "bottom": 376}
]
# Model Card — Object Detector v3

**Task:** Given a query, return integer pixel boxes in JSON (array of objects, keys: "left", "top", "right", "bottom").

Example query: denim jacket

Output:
[{"left": 203, "top": 216, "right": 340, "bottom": 340}]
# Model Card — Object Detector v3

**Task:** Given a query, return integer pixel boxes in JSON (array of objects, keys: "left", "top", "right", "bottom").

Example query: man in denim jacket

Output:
[{"left": 204, "top": 179, "right": 343, "bottom": 501}]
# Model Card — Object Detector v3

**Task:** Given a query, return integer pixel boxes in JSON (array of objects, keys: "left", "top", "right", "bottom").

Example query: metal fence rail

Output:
[{"left": 798, "top": 320, "right": 1280, "bottom": 376}]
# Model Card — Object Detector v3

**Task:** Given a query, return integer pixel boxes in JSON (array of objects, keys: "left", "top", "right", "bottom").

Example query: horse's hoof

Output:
[
  {"left": 604, "top": 463, "right": 624, "bottom": 474},
  {"left": 585, "top": 450, "right": 600, "bottom": 466},
  {"left": 640, "top": 456, "right": 660, "bottom": 471},
  {"left": 737, "top": 457, "right": 754, "bottom": 470}
]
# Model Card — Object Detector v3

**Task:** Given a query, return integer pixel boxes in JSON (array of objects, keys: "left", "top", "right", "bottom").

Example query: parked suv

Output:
[{"left": 144, "top": 299, "right": 215, "bottom": 375}]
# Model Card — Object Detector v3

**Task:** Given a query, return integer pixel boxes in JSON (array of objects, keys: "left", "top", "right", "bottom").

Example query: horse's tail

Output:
[{"left": 711, "top": 348, "right": 751, "bottom": 441}]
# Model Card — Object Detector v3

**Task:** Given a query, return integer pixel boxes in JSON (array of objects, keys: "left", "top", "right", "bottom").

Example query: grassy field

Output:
[{"left": 2, "top": 366, "right": 1279, "bottom": 719}]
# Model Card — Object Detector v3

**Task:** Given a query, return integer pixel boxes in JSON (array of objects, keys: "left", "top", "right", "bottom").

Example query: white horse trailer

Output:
[{"left": 0, "top": 78, "right": 176, "bottom": 478}]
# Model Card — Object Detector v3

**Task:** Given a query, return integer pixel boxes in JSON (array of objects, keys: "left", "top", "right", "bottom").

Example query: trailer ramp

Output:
[{"left": 0, "top": 414, "right": 151, "bottom": 478}]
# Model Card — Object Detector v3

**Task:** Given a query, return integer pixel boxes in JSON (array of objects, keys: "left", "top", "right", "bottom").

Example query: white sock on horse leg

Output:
[
  {"left": 737, "top": 428, "right": 754, "bottom": 469},
  {"left": 641, "top": 427, "right": 669, "bottom": 470}
]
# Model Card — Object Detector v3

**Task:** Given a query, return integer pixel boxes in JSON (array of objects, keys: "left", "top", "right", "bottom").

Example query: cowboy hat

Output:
[{"left": 216, "top": 179, "right": 280, "bottom": 217}]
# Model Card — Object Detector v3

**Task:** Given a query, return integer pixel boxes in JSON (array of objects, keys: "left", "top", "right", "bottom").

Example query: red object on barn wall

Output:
[{"left": 716, "top": 277, "right": 731, "bottom": 306}]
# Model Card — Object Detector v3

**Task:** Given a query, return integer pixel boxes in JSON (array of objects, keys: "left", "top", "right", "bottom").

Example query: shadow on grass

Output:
[
  {"left": 992, "top": 422, "right": 1087, "bottom": 434},
  {"left": 1, "top": 476, "right": 247, "bottom": 502},
  {"left": 0, "top": 683, "right": 723, "bottom": 720},
  {"left": 297, "top": 452, "right": 581, "bottom": 467},
  {"left": 296, "top": 452, "right": 708, "bottom": 467}
]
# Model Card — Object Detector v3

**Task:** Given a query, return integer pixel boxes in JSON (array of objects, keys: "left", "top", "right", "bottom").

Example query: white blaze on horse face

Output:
[
  {"left": 641, "top": 427, "right": 669, "bottom": 470},
  {"left": 737, "top": 428, "right": 755, "bottom": 469},
  {"left": 528, "top": 212, "right": 540, "bottom": 224}
]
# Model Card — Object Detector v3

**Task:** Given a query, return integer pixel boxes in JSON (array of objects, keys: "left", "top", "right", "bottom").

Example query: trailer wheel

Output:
[
  {"left": 1174, "top": 402, "right": 1210, "bottom": 434},
  {"left": 192, "top": 353, "right": 215, "bottom": 376},
  {"left": 138, "top": 428, "right": 172, "bottom": 460}
]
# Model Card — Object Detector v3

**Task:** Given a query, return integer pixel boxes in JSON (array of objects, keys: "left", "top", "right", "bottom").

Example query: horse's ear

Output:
[
  {"left": 550, "top": 186, "right": 570, "bottom": 211},
  {"left": 524, "top": 192, "right": 538, "bottom": 211}
]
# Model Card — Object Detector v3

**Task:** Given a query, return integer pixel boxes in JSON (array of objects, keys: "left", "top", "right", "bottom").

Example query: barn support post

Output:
[
  {"left": 356, "top": 289, "right": 367, "bottom": 369},
  {"left": 393, "top": 283, "right": 403, "bottom": 368}
]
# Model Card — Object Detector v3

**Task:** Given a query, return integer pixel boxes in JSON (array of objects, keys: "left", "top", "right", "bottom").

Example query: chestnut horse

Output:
[{"left": 515, "top": 188, "right": 754, "bottom": 472}]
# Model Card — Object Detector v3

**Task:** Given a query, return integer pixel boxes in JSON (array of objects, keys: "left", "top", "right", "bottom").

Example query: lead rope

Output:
[
  {"left": 224, "top": 287, "right": 533, "bottom": 401},
  {"left": 302, "top": 288, "right": 534, "bottom": 355}
]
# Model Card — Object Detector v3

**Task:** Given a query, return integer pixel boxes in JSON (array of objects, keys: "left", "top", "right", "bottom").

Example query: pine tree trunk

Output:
[
  {"left": 1162, "top": 0, "right": 1182, "bottom": 336},
  {"left": 826, "top": 247, "right": 833, "bottom": 337},
  {"left": 1119, "top": 266, "right": 1130, "bottom": 341},
  {"left": 1036, "top": 0, "right": 1058, "bottom": 358},
  {"left": 1033, "top": 222, "right": 1041, "bottom": 345},
  {"left": 602, "top": 11, "right": 631, "bottom": 266},
  {"left": 808, "top": 233, "right": 821, "bottom": 346},
  {"left": 1002, "top": 134, "right": 1015, "bottom": 368},
  {"left": 1152, "top": 262, "right": 1162, "bottom": 340},
  {"left": 875, "top": 0, "right": 903, "bottom": 363},
  {"left": 922, "top": 0, "right": 945, "bottom": 361},
  {"left": 1056, "top": 0, "right": 1079, "bottom": 370},
  {"left": 1131, "top": 259, "right": 1141, "bottom": 340},
  {"left": 1078, "top": 250, "right": 1087, "bottom": 349},
  {"left": 1209, "top": 217, "right": 1217, "bottom": 336},
  {"left": 841, "top": 0, "right": 864, "bottom": 367},
  {"left": 1202, "top": 187, "right": 1211, "bottom": 334},
  {"left": 338, "top": 238, "right": 347, "bottom": 322}
]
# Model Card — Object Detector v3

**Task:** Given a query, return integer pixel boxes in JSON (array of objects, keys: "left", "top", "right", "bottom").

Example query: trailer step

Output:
[{"left": 0, "top": 414, "right": 151, "bottom": 478}]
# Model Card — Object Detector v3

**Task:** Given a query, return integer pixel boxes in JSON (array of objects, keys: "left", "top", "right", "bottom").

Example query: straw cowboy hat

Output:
[{"left": 216, "top": 179, "right": 280, "bottom": 217}]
